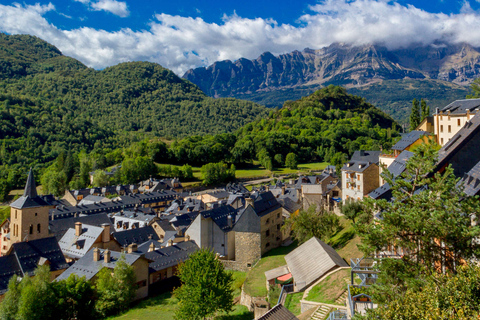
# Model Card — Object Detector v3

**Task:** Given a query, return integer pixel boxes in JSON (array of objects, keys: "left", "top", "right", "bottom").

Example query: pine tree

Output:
[
  {"left": 420, "top": 99, "right": 429, "bottom": 123},
  {"left": 409, "top": 98, "right": 421, "bottom": 131}
]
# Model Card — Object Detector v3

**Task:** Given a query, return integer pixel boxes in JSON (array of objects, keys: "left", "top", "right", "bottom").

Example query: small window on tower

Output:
[
  {"left": 37, "top": 224, "right": 41, "bottom": 233},
  {"left": 35, "top": 213, "right": 37, "bottom": 217},
  {"left": 29, "top": 225, "right": 33, "bottom": 235}
]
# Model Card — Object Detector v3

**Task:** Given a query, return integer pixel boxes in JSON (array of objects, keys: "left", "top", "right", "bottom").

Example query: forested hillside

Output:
[{"left": 0, "top": 34, "right": 268, "bottom": 194}]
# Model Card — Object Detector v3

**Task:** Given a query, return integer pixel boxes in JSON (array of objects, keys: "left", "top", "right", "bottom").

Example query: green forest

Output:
[{"left": 0, "top": 33, "right": 401, "bottom": 200}]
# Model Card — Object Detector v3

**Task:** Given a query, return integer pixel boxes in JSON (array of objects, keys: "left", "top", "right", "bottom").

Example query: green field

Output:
[
  {"left": 243, "top": 241, "right": 298, "bottom": 297},
  {"left": 306, "top": 269, "right": 350, "bottom": 304},
  {"left": 284, "top": 292, "right": 304, "bottom": 315}
]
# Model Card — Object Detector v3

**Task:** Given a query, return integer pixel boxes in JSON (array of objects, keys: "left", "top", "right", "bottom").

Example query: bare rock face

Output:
[{"left": 183, "top": 43, "right": 480, "bottom": 98}]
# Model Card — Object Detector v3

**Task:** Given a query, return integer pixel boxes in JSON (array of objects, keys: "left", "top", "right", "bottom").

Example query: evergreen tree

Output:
[
  {"left": 174, "top": 249, "right": 234, "bottom": 320},
  {"left": 409, "top": 98, "right": 421, "bottom": 131},
  {"left": 420, "top": 98, "right": 429, "bottom": 122}
]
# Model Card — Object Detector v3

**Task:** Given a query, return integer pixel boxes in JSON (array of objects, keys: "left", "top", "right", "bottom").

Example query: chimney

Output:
[
  {"left": 104, "top": 249, "right": 111, "bottom": 263},
  {"left": 51, "top": 214, "right": 54, "bottom": 221},
  {"left": 185, "top": 234, "right": 191, "bottom": 242},
  {"left": 296, "top": 188, "right": 302, "bottom": 203},
  {"left": 266, "top": 185, "right": 270, "bottom": 192},
  {"left": 93, "top": 247, "right": 100, "bottom": 261},
  {"left": 246, "top": 197, "right": 255, "bottom": 209},
  {"left": 127, "top": 243, "right": 137, "bottom": 253},
  {"left": 289, "top": 179, "right": 294, "bottom": 185},
  {"left": 75, "top": 222, "right": 82, "bottom": 237},
  {"left": 149, "top": 242, "right": 155, "bottom": 252},
  {"left": 168, "top": 239, "right": 174, "bottom": 247},
  {"left": 467, "top": 109, "right": 470, "bottom": 120},
  {"left": 227, "top": 215, "right": 233, "bottom": 228},
  {"left": 101, "top": 223, "right": 110, "bottom": 243},
  {"left": 281, "top": 186, "right": 286, "bottom": 195},
  {"left": 360, "top": 150, "right": 365, "bottom": 156}
]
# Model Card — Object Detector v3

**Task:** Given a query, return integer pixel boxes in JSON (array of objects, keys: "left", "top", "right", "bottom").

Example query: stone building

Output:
[{"left": 3, "top": 169, "right": 54, "bottom": 255}]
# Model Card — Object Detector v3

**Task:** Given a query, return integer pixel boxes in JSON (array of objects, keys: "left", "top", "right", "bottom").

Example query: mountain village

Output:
[{"left": 0, "top": 95, "right": 479, "bottom": 319}]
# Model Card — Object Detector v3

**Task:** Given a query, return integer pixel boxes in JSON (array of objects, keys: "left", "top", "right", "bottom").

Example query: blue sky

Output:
[{"left": 1, "top": 0, "right": 480, "bottom": 74}]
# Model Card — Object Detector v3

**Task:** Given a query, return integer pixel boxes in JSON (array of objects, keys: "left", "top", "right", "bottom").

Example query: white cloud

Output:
[
  {"left": 90, "top": 0, "right": 129, "bottom": 17},
  {"left": 74, "top": 0, "right": 129, "bottom": 17},
  {"left": 1, "top": 1, "right": 480, "bottom": 75}
]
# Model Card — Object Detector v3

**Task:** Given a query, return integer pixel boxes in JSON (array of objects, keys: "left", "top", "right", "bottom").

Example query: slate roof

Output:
[
  {"left": 253, "top": 191, "right": 282, "bottom": 217},
  {"left": 351, "top": 150, "right": 381, "bottom": 164},
  {"left": 460, "top": 160, "right": 480, "bottom": 196},
  {"left": 0, "top": 236, "right": 70, "bottom": 293},
  {"left": 277, "top": 197, "right": 302, "bottom": 214},
  {"left": 137, "top": 239, "right": 165, "bottom": 253},
  {"left": 284, "top": 237, "right": 348, "bottom": 291},
  {"left": 227, "top": 194, "right": 245, "bottom": 206},
  {"left": 56, "top": 248, "right": 141, "bottom": 281},
  {"left": 49, "top": 213, "right": 113, "bottom": 241},
  {"left": 145, "top": 240, "right": 198, "bottom": 272},
  {"left": 58, "top": 224, "right": 104, "bottom": 259},
  {"left": 112, "top": 211, "right": 156, "bottom": 232},
  {"left": 257, "top": 304, "right": 299, "bottom": 320},
  {"left": 166, "top": 212, "right": 199, "bottom": 229},
  {"left": 51, "top": 190, "right": 177, "bottom": 219},
  {"left": 341, "top": 161, "right": 375, "bottom": 173},
  {"left": 112, "top": 225, "right": 160, "bottom": 247},
  {"left": 391, "top": 131, "right": 429, "bottom": 151},
  {"left": 0, "top": 255, "right": 22, "bottom": 294},
  {"left": 11, "top": 169, "right": 50, "bottom": 209},
  {"left": 436, "top": 114, "right": 480, "bottom": 176},
  {"left": 440, "top": 98, "right": 480, "bottom": 114},
  {"left": 205, "top": 190, "right": 230, "bottom": 199},
  {"left": 368, "top": 150, "right": 414, "bottom": 200},
  {"left": 225, "top": 182, "right": 249, "bottom": 195},
  {"left": 200, "top": 205, "right": 239, "bottom": 232},
  {"left": 78, "top": 195, "right": 110, "bottom": 206}
]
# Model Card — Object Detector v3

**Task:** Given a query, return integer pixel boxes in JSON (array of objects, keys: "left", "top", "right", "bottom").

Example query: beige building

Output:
[
  {"left": 417, "top": 99, "right": 480, "bottom": 146},
  {"left": 3, "top": 169, "right": 54, "bottom": 255},
  {"left": 342, "top": 161, "right": 379, "bottom": 202}
]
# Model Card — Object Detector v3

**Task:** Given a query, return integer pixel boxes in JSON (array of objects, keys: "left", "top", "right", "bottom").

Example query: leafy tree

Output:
[
  {"left": 285, "top": 153, "right": 298, "bottom": 169},
  {"left": 92, "top": 169, "right": 110, "bottom": 187},
  {"left": 467, "top": 76, "right": 480, "bottom": 98},
  {"left": 95, "top": 255, "right": 136, "bottom": 317},
  {"left": 274, "top": 154, "right": 284, "bottom": 167},
  {"left": 357, "top": 143, "right": 480, "bottom": 274},
  {"left": 53, "top": 274, "right": 96, "bottom": 320},
  {"left": 41, "top": 166, "right": 68, "bottom": 196},
  {"left": 420, "top": 98, "right": 429, "bottom": 122},
  {"left": 180, "top": 164, "right": 194, "bottom": 180},
  {"left": 0, "top": 276, "right": 21, "bottom": 320},
  {"left": 200, "top": 162, "right": 235, "bottom": 186},
  {"left": 284, "top": 205, "right": 341, "bottom": 244},
  {"left": 341, "top": 200, "right": 365, "bottom": 224},
  {"left": 174, "top": 249, "right": 234, "bottom": 320},
  {"left": 409, "top": 98, "right": 421, "bottom": 131}
]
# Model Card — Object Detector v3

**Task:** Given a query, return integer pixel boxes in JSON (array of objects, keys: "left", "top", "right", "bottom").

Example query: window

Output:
[
  {"left": 277, "top": 213, "right": 280, "bottom": 218},
  {"left": 266, "top": 242, "right": 270, "bottom": 248},
  {"left": 277, "top": 224, "right": 281, "bottom": 230},
  {"left": 29, "top": 225, "right": 33, "bottom": 235},
  {"left": 440, "top": 125, "right": 444, "bottom": 132},
  {"left": 357, "top": 185, "right": 360, "bottom": 191},
  {"left": 441, "top": 138, "right": 444, "bottom": 144},
  {"left": 448, "top": 125, "right": 451, "bottom": 133},
  {"left": 357, "top": 175, "right": 361, "bottom": 181},
  {"left": 15, "top": 210, "right": 17, "bottom": 219},
  {"left": 266, "top": 230, "right": 270, "bottom": 237},
  {"left": 37, "top": 224, "right": 41, "bottom": 233},
  {"left": 265, "top": 218, "right": 270, "bottom": 224},
  {"left": 458, "top": 119, "right": 461, "bottom": 126},
  {"left": 35, "top": 213, "right": 37, "bottom": 217}
]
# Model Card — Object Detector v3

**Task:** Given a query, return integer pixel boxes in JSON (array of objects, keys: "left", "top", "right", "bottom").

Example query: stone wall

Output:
[{"left": 235, "top": 232, "right": 261, "bottom": 269}]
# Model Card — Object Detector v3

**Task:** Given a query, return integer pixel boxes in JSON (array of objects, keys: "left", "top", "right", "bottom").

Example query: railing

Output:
[
  {"left": 327, "top": 310, "right": 349, "bottom": 320},
  {"left": 347, "top": 284, "right": 374, "bottom": 317},
  {"left": 350, "top": 257, "right": 378, "bottom": 286},
  {"left": 277, "top": 284, "right": 293, "bottom": 306}
]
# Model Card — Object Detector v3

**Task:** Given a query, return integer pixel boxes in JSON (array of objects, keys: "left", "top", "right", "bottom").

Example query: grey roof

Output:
[
  {"left": 460, "top": 160, "right": 480, "bottom": 196},
  {"left": 341, "top": 161, "right": 375, "bottom": 173},
  {"left": 257, "top": 304, "right": 299, "bottom": 320},
  {"left": 253, "top": 191, "right": 282, "bottom": 217},
  {"left": 440, "top": 98, "right": 480, "bottom": 115},
  {"left": 351, "top": 150, "right": 381, "bottom": 164},
  {"left": 392, "top": 131, "right": 429, "bottom": 151},
  {"left": 200, "top": 205, "right": 239, "bottom": 232},
  {"left": 284, "top": 237, "right": 348, "bottom": 291},
  {"left": 112, "top": 211, "right": 156, "bottom": 232},
  {"left": 277, "top": 197, "right": 302, "bottom": 214},
  {"left": 24, "top": 168, "right": 37, "bottom": 198},
  {"left": 0, "top": 237, "right": 69, "bottom": 293},
  {"left": 56, "top": 248, "right": 141, "bottom": 281},
  {"left": 368, "top": 150, "right": 414, "bottom": 200},
  {"left": 59, "top": 224, "right": 104, "bottom": 259},
  {"left": 136, "top": 239, "right": 165, "bottom": 253},
  {"left": 265, "top": 265, "right": 290, "bottom": 281},
  {"left": 51, "top": 190, "right": 177, "bottom": 219},
  {"left": 78, "top": 195, "right": 110, "bottom": 206},
  {"left": 11, "top": 169, "right": 50, "bottom": 209},
  {"left": 112, "top": 225, "right": 160, "bottom": 247},
  {"left": 145, "top": 240, "right": 199, "bottom": 272},
  {"left": 227, "top": 194, "right": 245, "bottom": 206},
  {"left": 206, "top": 190, "right": 230, "bottom": 199},
  {"left": 436, "top": 114, "right": 480, "bottom": 177},
  {"left": 225, "top": 182, "right": 249, "bottom": 195},
  {"left": 49, "top": 214, "right": 113, "bottom": 241}
]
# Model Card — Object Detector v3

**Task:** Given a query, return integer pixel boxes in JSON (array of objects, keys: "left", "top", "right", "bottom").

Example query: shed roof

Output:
[
  {"left": 284, "top": 237, "right": 348, "bottom": 291},
  {"left": 257, "top": 304, "right": 299, "bottom": 320}
]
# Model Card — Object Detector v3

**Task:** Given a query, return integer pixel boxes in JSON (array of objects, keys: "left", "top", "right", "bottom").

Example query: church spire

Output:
[{"left": 23, "top": 168, "right": 38, "bottom": 198}]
